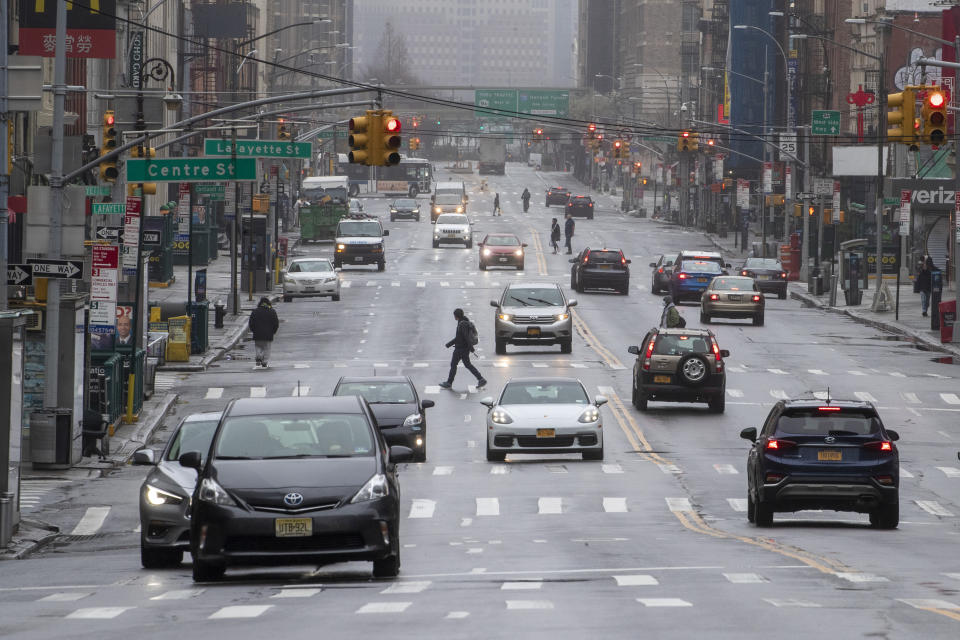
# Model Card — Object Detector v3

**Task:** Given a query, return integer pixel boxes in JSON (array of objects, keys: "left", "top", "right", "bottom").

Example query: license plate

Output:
[
  {"left": 499, "top": 257, "right": 508, "bottom": 262},
  {"left": 527, "top": 327, "right": 541, "bottom": 337},
  {"left": 758, "top": 275, "right": 770, "bottom": 280},
  {"left": 353, "top": 256, "right": 364, "bottom": 262},
  {"left": 599, "top": 264, "right": 611, "bottom": 269},
  {"left": 536, "top": 428, "right": 555, "bottom": 438},
  {"left": 653, "top": 375, "right": 671, "bottom": 383},
  {"left": 275, "top": 518, "right": 312, "bottom": 537},
  {"left": 697, "top": 277, "right": 708, "bottom": 282},
  {"left": 446, "top": 233, "right": 458, "bottom": 238},
  {"left": 728, "top": 295, "right": 741, "bottom": 301},
  {"left": 818, "top": 450, "right": 843, "bottom": 461}
]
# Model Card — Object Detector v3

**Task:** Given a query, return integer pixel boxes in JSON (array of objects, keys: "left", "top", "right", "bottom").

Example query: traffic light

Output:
[
  {"left": 379, "top": 111, "right": 402, "bottom": 166},
  {"left": 348, "top": 112, "right": 374, "bottom": 165},
  {"left": 705, "top": 138, "right": 716, "bottom": 148},
  {"left": 533, "top": 127, "right": 544, "bottom": 136},
  {"left": 886, "top": 89, "right": 916, "bottom": 145},
  {"left": 277, "top": 119, "right": 292, "bottom": 140},
  {"left": 612, "top": 139, "right": 623, "bottom": 158},
  {"left": 921, "top": 89, "right": 948, "bottom": 148},
  {"left": 410, "top": 137, "right": 420, "bottom": 150},
  {"left": 131, "top": 146, "right": 157, "bottom": 194},
  {"left": 100, "top": 110, "right": 119, "bottom": 182},
  {"left": 688, "top": 132, "right": 700, "bottom": 151},
  {"left": 677, "top": 131, "right": 692, "bottom": 152},
  {"left": 587, "top": 123, "right": 597, "bottom": 134}
]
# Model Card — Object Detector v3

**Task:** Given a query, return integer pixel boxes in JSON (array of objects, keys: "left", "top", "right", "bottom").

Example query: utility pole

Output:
[
  {"left": 679, "top": 108, "right": 688, "bottom": 226},
  {"left": 761, "top": 58, "right": 770, "bottom": 258},
  {"left": 800, "top": 126, "right": 811, "bottom": 282},
  {"left": 871, "top": 28, "right": 888, "bottom": 311},
  {"left": 953, "top": 34, "right": 960, "bottom": 343},
  {"left": 0, "top": 0, "right": 9, "bottom": 312}
]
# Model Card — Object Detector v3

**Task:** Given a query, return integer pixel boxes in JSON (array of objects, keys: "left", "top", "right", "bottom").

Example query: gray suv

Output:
[{"left": 491, "top": 283, "right": 576, "bottom": 354}]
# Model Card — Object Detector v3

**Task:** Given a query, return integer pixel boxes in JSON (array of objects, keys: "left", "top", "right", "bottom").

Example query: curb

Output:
[
  {"left": 0, "top": 519, "right": 60, "bottom": 561},
  {"left": 111, "top": 392, "right": 180, "bottom": 464}
]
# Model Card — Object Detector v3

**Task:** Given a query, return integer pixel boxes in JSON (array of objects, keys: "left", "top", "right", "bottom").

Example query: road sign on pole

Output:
[
  {"left": 91, "top": 202, "right": 127, "bottom": 215},
  {"left": 203, "top": 139, "right": 312, "bottom": 159},
  {"left": 27, "top": 259, "right": 83, "bottom": 279},
  {"left": 7, "top": 264, "right": 32, "bottom": 286},
  {"left": 125, "top": 157, "right": 257, "bottom": 182},
  {"left": 812, "top": 110, "right": 841, "bottom": 135}
]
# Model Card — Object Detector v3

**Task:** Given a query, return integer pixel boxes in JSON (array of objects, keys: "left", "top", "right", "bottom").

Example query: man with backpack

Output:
[
  {"left": 659, "top": 296, "right": 685, "bottom": 328},
  {"left": 439, "top": 308, "right": 487, "bottom": 390}
]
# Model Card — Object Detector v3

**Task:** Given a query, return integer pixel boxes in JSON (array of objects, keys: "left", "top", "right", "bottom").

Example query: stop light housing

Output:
[
  {"left": 612, "top": 139, "right": 623, "bottom": 158},
  {"left": 348, "top": 113, "right": 374, "bottom": 165},
  {"left": 380, "top": 112, "right": 402, "bottom": 166},
  {"left": 410, "top": 137, "right": 420, "bottom": 150},
  {"left": 678, "top": 131, "right": 695, "bottom": 152},
  {"left": 587, "top": 123, "right": 597, "bottom": 134},
  {"left": 100, "top": 110, "right": 119, "bottom": 182},
  {"left": 277, "top": 119, "right": 292, "bottom": 140},
  {"left": 886, "top": 89, "right": 916, "bottom": 145},
  {"left": 921, "top": 89, "right": 948, "bottom": 148}
]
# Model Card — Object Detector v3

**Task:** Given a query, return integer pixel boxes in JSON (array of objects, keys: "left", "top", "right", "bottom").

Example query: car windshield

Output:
[
  {"left": 550, "top": 187, "right": 567, "bottom": 193},
  {"left": 335, "top": 382, "right": 416, "bottom": 404},
  {"left": 588, "top": 250, "right": 621, "bottom": 263},
  {"left": 661, "top": 254, "right": 677, "bottom": 266},
  {"left": 165, "top": 420, "right": 219, "bottom": 463},
  {"left": 486, "top": 235, "right": 520, "bottom": 247},
  {"left": 215, "top": 413, "right": 374, "bottom": 459},
  {"left": 436, "top": 194, "right": 462, "bottom": 204},
  {"left": 745, "top": 258, "right": 782, "bottom": 269},
  {"left": 302, "top": 187, "right": 347, "bottom": 204},
  {"left": 337, "top": 221, "right": 381, "bottom": 237},
  {"left": 288, "top": 260, "right": 333, "bottom": 273},
  {"left": 680, "top": 260, "right": 722, "bottom": 274},
  {"left": 775, "top": 410, "right": 880, "bottom": 436},
  {"left": 505, "top": 286, "right": 564, "bottom": 307},
  {"left": 653, "top": 334, "right": 711, "bottom": 355},
  {"left": 393, "top": 199, "right": 417, "bottom": 208},
  {"left": 710, "top": 277, "right": 755, "bottom": 291},
  {"left": 500, "top": 382, "right": 588, "bottom": 405},
  {"left": 437, "top": 215, "right": 468, "bottom": 225}
]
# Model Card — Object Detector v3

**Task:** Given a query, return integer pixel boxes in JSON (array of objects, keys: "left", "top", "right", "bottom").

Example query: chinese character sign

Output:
[{"left": 18, "top": 0, "right": 117, "bottom": 58}]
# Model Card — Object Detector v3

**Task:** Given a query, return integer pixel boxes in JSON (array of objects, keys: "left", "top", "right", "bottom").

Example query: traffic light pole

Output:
[
  {"left": 0, "top": 0, "right": 8, "bottom": 312},
  {"left": 870, "top": 36, "right": 888, "bottom": 311},
  {"left": 954, "top": 35, "right": 960, "bottom": 343}
]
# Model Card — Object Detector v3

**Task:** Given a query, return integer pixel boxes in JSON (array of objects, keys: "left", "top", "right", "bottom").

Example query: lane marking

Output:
[
  {"left": 70, "top": 507, "right": 111, "bottom": 536},
  {"left": 713, "top": 464, "right": 739, "bottom": 475},
  {"left": 291, "top": 385, "right": 310, "bottom": 397},
  {"left": 898, "top": 599, "right": 960, "bottom": 623},
  {"left": 727, "top": 389, "right": 744, "bottom": 398},
  {"left": 446, "top": 611, "right": 470, "bottom": 619},
  {"left": 659, "top": 464, "right": 682, "bottom": 474},
  {"left": 67, "top": 607, "right": 132, "bottom": 619},
  {"left": 40, "top": 592, "right": 90, "bottom": 602},
  {"left": 603, "top": 497, "right": 628, "bottom": 513},
  {"left": 808, "top": 369, "right": 828, "bottom": 376},
  {"left": 614, "top": 575, "right": 658, "bottom": 586},
  {"left": 408, "top": 499, "right": 436, "bottom": 519},
  {"left": 476, "top": 498, "right": 500, "bottom": 516},
  {"left": 601, "top": 463, "right": 623, "bottom": 474},
  {"left": 847, "top": 370, "right": 867, "bottom": 376},
  {"left": 417, "top": 281, "right": 426, "bottom": 288},
  {"left": 501, "top": 582, "right": 543, "bottom": 591},
  {"left": 727, "top": 498, "right": 748, "bottom": 512},
  {"left": 724, "top": 573, "right": 768, "bottom": 584},
  {"left": 854, "top": 391, "right": 877, "bottom": 403},
  {"left": 432, "top": 466, "right": 453, "bottom": 476},
  {"left": 941, "top": 393, "right": 960, "bottom": 405},
  {"left": 767, "top": 369, "right": 788, "bottom": 375},
  {"left": 537, "top": 497, "right": 563, "bottom": 514},
  {"left": 490, "top": 465, "right": 509, "bottom": 475},
  {"left": 250, "top": 386, "right": 266, "bottom": 398},
  {"left": 272, "top": 588, "right": 321, "bottom": 598},
  {"left": 381, "top": 581, "right": 431, "bottom": 594},
  {"left": 506, "top": 600, "right": 553, "bottom": 610},
  {"left": 666, "top": 497, "right": 693, "bottom": 512},
  {"left": 151, "top": 589, "right": 204, "bottom": 600},
  {"left": 900, "top": 467, "right": 914, "bottom": 478},
  {"left": 902, "top": 392, "right": 920, "bottom": 404},
  {"left": 356, "top": 602, "right": 412, "bottom": 614},
  {"left": 637, "top": 598, "right": 692, "bottom": 607},
  {"left": 764, "top": 599, "right": 821, "bottom": 608},
  {"left": 915, "top": 500, "right": 955, "bottom": 517},
  {"left": 204, "top": 388, "right": 223, "bottom": 399},
  {"left": 770, "top": 389, "right": 788, "bottom": 400},
  {"left": 293, "top": 363, "right": 310, "bottom": 369},
  {"left": 836, "top": 573, "right": 889, "bottom": 583},
  {"left": 937, "top": 466, "right": 960, "bottom": 478}
]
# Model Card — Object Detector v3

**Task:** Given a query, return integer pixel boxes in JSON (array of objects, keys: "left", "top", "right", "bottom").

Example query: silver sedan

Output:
[
  {"left": 282, "top": 257, "right": 341, "bottom": 302},
  {"left": 481, "top": 377, "right": 606, "bottom": 461}
]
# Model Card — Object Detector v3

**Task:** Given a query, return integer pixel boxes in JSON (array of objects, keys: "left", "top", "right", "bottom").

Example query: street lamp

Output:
[
  {"left": 235, "top": 19, "right": 331, "bottom": 49},
  {"left": 633, "top": 64, "right": 674, "bottom": 124}
]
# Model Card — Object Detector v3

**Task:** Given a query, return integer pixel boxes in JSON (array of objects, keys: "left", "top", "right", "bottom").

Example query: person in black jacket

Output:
[
  {"left": 249, "top": 296, "right": 279, "bottom": 367},
  {"left": 550, "top": 217, "right": 561, "bottom": 254},
  {"left": 564, "top": 212, "right": 575, "bottom": 254},
  {"left": 916, "top": 255, "right": 934, "bottom": 317},
  {"left": 493, "top": 192, "right": 501, "bottom": 216},
  {"left": 439, "top": 308, "right": 487, "bottom": 389}
]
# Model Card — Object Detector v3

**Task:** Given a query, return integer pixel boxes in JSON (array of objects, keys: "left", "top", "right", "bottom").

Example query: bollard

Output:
[{"left": 214, "top": 299, "right": 226, "bottom": 329}]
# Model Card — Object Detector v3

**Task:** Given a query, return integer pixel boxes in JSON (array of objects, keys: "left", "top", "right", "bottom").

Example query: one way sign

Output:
[
  {"left": 96, "top": 227, "right": 122, "bottom": 241},
  {"left": 27, "top": 259, "right": 83, "bottom": 279},
  {"left": 7, "top": 264, "right": 32, "bottom": 286}
]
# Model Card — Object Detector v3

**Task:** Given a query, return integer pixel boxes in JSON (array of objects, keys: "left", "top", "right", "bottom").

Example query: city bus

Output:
[{"left": 336, "top": 154, "right": 433, "bottom": 198}]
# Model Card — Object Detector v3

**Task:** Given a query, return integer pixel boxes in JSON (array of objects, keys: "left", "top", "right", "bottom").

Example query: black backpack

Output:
[{"left": 466, "top": 320, "right": 479, "bottom": 346}]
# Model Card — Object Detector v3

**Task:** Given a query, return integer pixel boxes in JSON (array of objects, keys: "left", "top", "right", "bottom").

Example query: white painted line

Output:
[
  {"left": 614, "top": 575, "right": 658, "bottom": 586},
  {"left": 432, "top": 466, "right": 454, "bottom": 476},
  {"left": 764, "top": 598, "right": 821, "bottom": 608},
  {"left": 366, "top": 281, "right": 377, "bottom": 287},
  {"left": 476, "top": 497, "right": 500, "bottom": 516},
  {"left": 250, "top": 386, "right": 266, "bottom": 398},
  {"left": 603, "top": 497, "right": 628, "bottom": 513},
  {"left": 409, "top": 499, "right": 436, "bottom": 519},
  {"left": 915, "top": 500, "right": 955, "bottom": 517},
  {"left": 941, "top": 393, "right": 960, "bottom": 405},
  {"left": 341, "top": 281, "right": 351, "bottom": 288},
  {"left": 637, "top": 598, "right": 691, "bottom": 607},
  {"left": 724, "top": 573, "right": 768, "bottom": 584},
  {"left": 150, "top": 589, "right": 205, "bottom": 600},
  {"left": 943, "top": 573, "right": 960, "bottom": 581},
  {"left": 770, "top": 389, "right": 788, "bottom": 400},
  {"left": 902, "top": 392, "right": 921, "bottom": 404},
  {"left": 417, "top": 281, "right": 426, "bottom": 288},
  {"left": 506, "top": 600, "right": 553, "bottom": 610},
  {"left": 293, "top": 363, "right": 310, "bottom": 369},
  {"left": 937, "top": 466, "right": 960, "bottom": 478},
  {"left": 373, "top": 363, "right": 390, "bottom": 368},
  {"left": 493, "top": 362, "right": 508, "bottom": 368},
  {"left": 414, "top": 362, "right": 429, "bottom": 368},
  {"left": 209, "top": 605, "right": 273, "bottom": 619},
  {"left": 467, "top": 440, "right": 477, "bottom": 448},
  {"left": 39, "top": 592, "right": 90, "bottom": 602},
  {"left": 460, "top": 518, "right": 473, "bottom": 527},
  {"left": 665, "top": 497, "right": 693, "bottom": 512},
  {"left": 836, "top": 573, "right": 889, "bottom": 583},
  {"left": 501, "top": 581, "right": 543, "bottom": 590},
  {"left": 727, "top": 389, "right": 744, "bottom": 398},
  {"left": 899, "top": 598, "right": 960, "bottom": 610},
  {"left": 847, "top": 370, "right": 867, "bottom": 376},
  {"left": 464, "top": 414, "right": 472, "bottom": 423},
  {"left": 727, "top": 366, "right": 747, "bottom": 373},
  {"left": 854, "top": 391, "right": 877, "bottom": 403},
  {"left": 532, "top": 362, "right": 549, "bottom": 368},
  {"left": 291, "top": 385, "right": 310, "bottom": 397},
  {"left": 900, "top": 467, "right": 914, "bottom": 478},
  {"left": 889, "top": 372, "right": 906, "bottom": 378},
  {"left": 356, "top": 602, "right": 412, "bottom": 614},
  {"left": 727, "top": 498, "right": 748, "bottom": 512},
  {"left": 70, "top": 507, "right": 110, "bottom": 536},
  {"left": 490, "top": 465, "right": 509, "bottom": 475},
  {"left": 381, "top": 581, "right": 431, "bottom": 594},
  {"left": 67, "top": 607, "right": 133, "bottom": 619},
  {"left": 446, "top": 611, "right": 470, "bottom": 619},
  {"left": 658, "top": 464, "right": 683, "bottom": 474},
  {"left": 538, "top": 497, "right": 563, "bottom": 514},
  {"left": 570, "top": 363, "right": 587, "bottom": 369},
  {"left": 441, "top": 281, "right": 450, "bottom": 287},
  {"left": 272, "top": 588, "right": 322, "bottom": 599},
  {"left": 424, "top": 385, "right": 441, "bottom": 394},
  {"left": 465, "top": 281, "right": 475, "bottom": 287},
  {"left": 713, "top": 464, "right": 739, "bottom": 475},
  {"left": 204, "top": 388, "right": 223, "bottom": 399},
  {"left": 939, "top": 430, "right": 955, "bottom": 439},
  {"left": 767, "top": 368, "right": 788, "bottom": 375},
  {"left": 601, "top": 464, "right": 623, "bottom": 474},
  {"left": 808, "top": 369, "right": 828, "bottom": 376},
  {"left": 392, "top": 282, "right": 400, "bottom": 287},
  {"left": 545, "top": 465, "right": 567, "bottom": 474}
]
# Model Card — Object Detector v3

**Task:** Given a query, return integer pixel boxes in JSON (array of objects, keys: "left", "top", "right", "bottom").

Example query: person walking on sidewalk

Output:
[
  {"left": 249, "top": 296, "right": 279, "bottom": 367},
  {"left": 439, "top": 308, "right": 487, "bottom": 390},
  {"left": 550, "top": 217, "right": 561, "bottom": 254},
  {"left": 493, "top": 192, "right": 501, "bottom": 216},
  {"left": 916, "top": 255, "right": 934, "bottom": 317},
  {"left": 564, "top": 212, "right": 575, "bottom": 254}
]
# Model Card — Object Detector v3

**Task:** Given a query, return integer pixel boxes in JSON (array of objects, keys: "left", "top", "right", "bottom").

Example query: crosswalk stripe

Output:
[
  {"left": 902, "top": 392, "right": 920, "bottom": 404},
  {"left": 538, "top": 497, "right": 563, "bottom": 514},
  {"left": 808, "top": 369, "right": 828, "bottom": 375},
  {"left": 341, "top": 281, "right": 351, "bottom": 288},
  {"left": 915, "top": 500, "right": 955, "bottom": 517},
  {"left": 446, "top": 611, "right": 470, "bottom": 619},
  {"left": 601, "top": 463, "right": 623, "bottom": 474},
  {"left": 209, "top": 605, "right": 273, "bottom": 619},
  {"left": 666, "top": 497, "right": 693, "bottom": 512},
  {"left": 250, "top": 386, "right": 266, "bottom": 398},
  {"left": 357, "top": 602, "right": 413, "bottom": 613},
  {"left": 70, "top": 507, "right": 110, "bottom": 536},
  {"left": 603, "top": 497, "right": 628, "bottom": 513},
  {"left": 417, "top": 281, "right": 425, "bottom": 287},
  {"left": 713, "top": 464, "right": 738, "bottom": 474},
  {"left": 291, "top": 385, "right": 310, "bottom": 397},
  {"left": 570, "top": 363, "right": 587, "bottom": 368},
  {"left": 441, "top": 281, "right": 450, "bottom": 287},
  {"left": 205, "top": 388, "right": 223, "bottom": 399},
  {"left": 726, "top": 389, "right": 744, "bottom": 398},
  {"left": 391, "top": 282, "right": 400, "bottom": 287},
  {"left": 855, "top": 391, "right": 878, "bottom": 403},
  {"left": 767, "top": 369, "right": 788, "bottom": 375},
  {"left": 293, "top": 363, "right": 310, "bottom": 369},
  {"left": 936, "top": 467, "right": 960, "bottom": 478},
  {"left": 836, "top": 573, "right": 889, "bottom": 583},
  {"left": 940, "top": 393, "right": 960, "bottom": 405},
  {"left": 900, "top": 467, "right": 914, "bottom": 478},
  {"left": 659, "top": 463, "right": 682, "bottom": 474},
  {"left": 532, "top": 362, "right": 549, "bottom": 368},
  {"left": 727, "top": 498, "right": 748, "bottom": 512},
  {"left": 408, "top": 499, "right": 436, "bottom": 519},
  {"left": 271, "top": 588, "right": 322, "bottom": 598},
  {"left": 490, "top": 465, "right": 509, "bottom": 475},
  {"left": 764, "top": 598, "right": 821, "bottom": 608},
  {"left": 476, "top": 498, "right": 500, "bottom": 516},
  {"left": 770, "top": 389, "right": 788, "bottom": 400},
  {"left": 889, "top": 372, "right": 906, "bottom": 378},
  {"left": 67, "top": 607, "right": 133, "bottom": 619},
  {"left": 432, "top": 466, "right": 453, "bottom": 476},
  {"left": 724, "top": 573, "right": 768, "bottom": 584},
  {"left": 899, "top": 598, "right": 960, "bottom": 611},
  {"left": 40, "top": 593, "right": 90, "bottom": 602},
  {"left": 501, "top": 581, "right": 543, "bottom": 591},
  {"left": 366, "top": 281, "right": 377, "bottom": 287},
  {"left": 614, "top": 575, "right": 658, "bottom": 586},
  {"left": 727, "top": 366, "right": 747, "bottom": 373},
  {"left": 381, "top": 581, "right": 431, "bottom": 594},
  {"left": 151, "top": 589, "right": 205, "bottom": 601},
  {"left": 847, "top": 370, "right": 867, "bottom": 376},
  {"left": 637, "top": 598, "right": 692, "bottom": 607}
]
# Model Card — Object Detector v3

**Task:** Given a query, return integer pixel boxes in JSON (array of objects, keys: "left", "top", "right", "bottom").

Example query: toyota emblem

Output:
[
  {"left": 283, "top": 492, "right": 304, "bottom": 506},
  {"left": 824, "top": 436, "right": 836, "bottom": 444}
]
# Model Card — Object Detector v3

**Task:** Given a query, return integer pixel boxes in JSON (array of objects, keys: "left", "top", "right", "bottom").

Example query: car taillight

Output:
[
  {"left": 657, "top": 267, "right": 663, "bottom": 273},
  {"left": 875, "top": 475, "right": 895, "bottom": 485},
  {"left": 621, "top": 256, "right": 627, "bottom": 265},
  {"left": 741, "top": 270, "right": 749, "bottom": 276},
  {"left": 584, "top": 250, "right": 590, "bottom": 263},
  {"left": 764, "top": 472, "right": 785, "bottom": 483},
  {"left": 780, "top": 272, "right": 787, "bottom": 279},
  {"left": 752, "top": 295, "right": 761, "bottom": 302},
  {"left": 711, "top": 342, "right": 720, "bottom": 360},
  {"left": 818, "top": 406, "right": 841, "bottom": 412},
  {"left": 678, "top": 273, "right": 688, "bottom": 279},
  {"left": 642, "top": 339, "right": 655, "bottom": 371},
  {"left": 864, "top": 441, "right": 893, "bottom": 452},
  {"left": 765, "top": 439, "right": 796, "bottom": 451},
  {"left": 588, "top": 202, "right": 593, "bottom": 207},
  {"left": 709, "top": 293, "right": 719, "bottom": 301},
  {"left": 567, "top": 202, "right": 572, "bottom": 207}
]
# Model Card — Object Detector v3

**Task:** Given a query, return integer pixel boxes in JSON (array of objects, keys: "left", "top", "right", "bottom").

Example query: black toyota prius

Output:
[{"left": 181, "top": 396, "right": 413, "bottom": 581}]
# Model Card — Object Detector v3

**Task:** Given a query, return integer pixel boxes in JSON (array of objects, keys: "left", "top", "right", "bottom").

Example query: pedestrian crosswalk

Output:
[{"left": 19, "top": 479, "right": 72, "bottom": 511}]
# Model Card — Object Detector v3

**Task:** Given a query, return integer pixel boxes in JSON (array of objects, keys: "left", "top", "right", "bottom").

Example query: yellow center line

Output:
[
  {"left": 915, "top": 607, "right": 960, "bottom": 623},
  {"left": 526, "top": 225, "right": 548, "bottom": 276}
]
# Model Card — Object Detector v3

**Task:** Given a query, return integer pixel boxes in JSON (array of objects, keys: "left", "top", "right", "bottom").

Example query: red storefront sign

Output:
[{"left": 18, "top": 0, "right": 117, "bottom": 59}]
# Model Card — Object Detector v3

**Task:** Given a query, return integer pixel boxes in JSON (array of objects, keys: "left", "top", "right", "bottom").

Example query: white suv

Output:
[{"left": 433, "top": 214, "right": 472, "bottom": 248}]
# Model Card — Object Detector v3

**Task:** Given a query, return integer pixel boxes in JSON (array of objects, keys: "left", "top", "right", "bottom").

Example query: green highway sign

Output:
[
  {"left": 475, "top": 89, "right": 518, "bottom": 120},
  {"left": 475, "top": 89, "right": 570, "bottom": 120},
  {"left": 812, "top": 110, "right": 841, "bottom": 136},
  {"left": 204, "top": 139, "right": 312, "bottom": 159},
  {"left": 126, "top": 158, "right": 257, "bottom": 182},
  {"left": 91, "top": 203, "right": 126, "bottom": 215},
  {"left": 85, "top": 186, "right": 112, "bottom": 196}
]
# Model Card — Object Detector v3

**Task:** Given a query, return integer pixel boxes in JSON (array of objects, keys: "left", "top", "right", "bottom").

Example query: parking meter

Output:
[{"left": 931, "top": 268, "right": 943, "bottom": 331}]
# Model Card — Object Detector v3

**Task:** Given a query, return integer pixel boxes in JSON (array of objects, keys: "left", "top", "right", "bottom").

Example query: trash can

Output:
[
  {"left": 214, "top": 300, "right": 226, "bottom": 329},
  {"left": 807, "top": 270, "right": 824, "bottom": 296},
  {"left": 939, "top": 300, "right": 957, "bottom": 343},
  {"left": 30, "top": 408, "right": 74, "bottom": 469},
  {"left": 844, "top": 288, "right": 863, "bottom": 306}
]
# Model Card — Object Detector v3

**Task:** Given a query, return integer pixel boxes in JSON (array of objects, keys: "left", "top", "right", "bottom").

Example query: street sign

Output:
[
  {"left": 778, "top": 134, "right": 797, "bottom": 157},
  {"left": 814, "top": 177, "right": 834, "bottom": 196},
  {"left": 203, "top": 139, "right": 312, "bottom": 159},
  {"left": 474, "top": 89, "right": 570, "bottom": 119},
  {"left": 7, "top": 264, "right": 32, "bottom": 286},
  {"left": 85, "top": 185, "right": 112, "bottom": 196},
  {"left": 812, "top": 110, "right": 841, "bottom": 135},
  {"left": 27, "top": 259, "right": 83, "bottom": 279},
  {"left": 96, "top": 227, "right": 122, "bottom": 241},
  {"left": 125, "top": 157, "right": 257, "bottom": 182},
  {"left": 192, "top": 183, "right": 226, "bottom": 196},
  {"left": 141, "top": 230, "right": 162, "bottom": 245},
  {"left": 317, "top": 130, "right": 347, "bottom": 140},
  {"left": 794, "top": 192, "right": 816, "bottom": 200},
  {"left": 91, "top": 202, "right": 126, "bottom": 215}
]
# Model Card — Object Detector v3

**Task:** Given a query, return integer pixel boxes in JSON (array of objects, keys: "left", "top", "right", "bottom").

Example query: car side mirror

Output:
[
  {"left": 479, "top": 396, "right": 494, "bottom": 407},
  {"left": 625, "top": 260, "right": 632, "bottom": 264},
  {"left": 886, "top": 429, "right": 899, "bottom": 442},
  {"left": 382, "top": 230, "right": 390, "bottom": 236},
  {"left": 739, "top": 428, "right": 757, "bottom": 442},
  {"left": 389, "top": 445, "right": 415, "bottom": 464},
  {"left": 490, "top": 300, "right": 499, "bottom": 307},
  {"left": 627, "top": 345, "right": 640, "bottom": 355},
  {"left": 567, "top": 299, "right": 578, "bottom": 307},
  {"left": 421, "top": 399, "right": 435, "bottom": 410},
  {"left": 594, "top": 395, "right": 608, "bottom": 406},
  {"left": 522, "top": 243, "right": 528, "bottom": 248},
  {"left": 720, "top": 349, "right": 730, "bottom": 358},
  {"left": 178, "top": 450, "right": 202, "bottom": 471},
  {"left": 132, "top": 448, "right": 156, "bottom": 465},
  {"left": 649, "top": 262, "right": 657, "bottom": 268},
  {"left": 280, "top": 269, "right": 287, "bottom": 277},
  {"left": 568, "top": 258, "right": 577, "bottom": 263}
]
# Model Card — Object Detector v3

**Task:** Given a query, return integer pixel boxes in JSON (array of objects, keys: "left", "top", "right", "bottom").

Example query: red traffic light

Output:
[
  {"left": 385, "top": 117, "right": 401, "bottom": 132},
  {"left": 928, "top": 91, "right": 946, "bottom": 108},
  {"left": 681, "top": 131, "right": 690, "bottom": 138},
  {"left": 105, "top": 113, "right": 115, "bottom": 125},
  {"left": 588, "top": 123, "right": 596, "bottom": 133},
  {"left": 613, "top": 140, "right": 622, "bottom": 149}
]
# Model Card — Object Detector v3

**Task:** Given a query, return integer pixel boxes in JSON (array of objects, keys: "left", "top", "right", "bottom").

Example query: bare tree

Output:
[{"left": 363, "top": 21, "right": 420, "bottom": 85}]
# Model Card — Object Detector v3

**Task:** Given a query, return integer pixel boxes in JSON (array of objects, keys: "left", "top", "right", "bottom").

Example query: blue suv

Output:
[
  {"left": 669, "top": 259, "right": 723, "bottom": 302},
  {"left": 740, "top": 398, "right": 900, "bottom": 529}
]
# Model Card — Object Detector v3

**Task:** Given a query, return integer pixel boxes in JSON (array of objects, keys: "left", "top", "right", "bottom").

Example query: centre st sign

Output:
[
  {"left": 204, "top": 139, "right": 312, "bottom": 159},
  {"left": 125, "top": 158, "right": 257, "bottom": 182}
]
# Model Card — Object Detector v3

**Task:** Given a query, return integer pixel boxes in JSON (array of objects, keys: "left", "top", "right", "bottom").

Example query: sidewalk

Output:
[{"left": 703, "top": 229, "right": 960, "bottom": 359}]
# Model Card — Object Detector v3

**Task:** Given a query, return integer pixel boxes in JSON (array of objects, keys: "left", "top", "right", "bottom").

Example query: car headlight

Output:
[
  {"left": 491, "top": 408, "right": 513, "bottom": 424},
  {"left": 402, "top": 413, "right": 423, "bottom": 427},
  {"left": 483, "top": 249, "right": 492, "bottom": 256},
  {"left": 555, "top": 313, "right": 569, "bottom": 321},
  {"left": 578, "top": 407, "right": 600, "bottom": 423},
  {"left": 498, "top": 313, "right": 512, "bottom": 321},
  {"left": 336, "top": 244, "right": 346, "bottom": 252},
  {"left": 351, "top": 473, "right": 388, "bottom": 503},
  {"left": 283, "top": 276, "right": 295, "bottom": 285},
  {"left": 198, "top": 477, "right": 237, "bottom": 507},
  {"left": 324, "top": 275, "right": 338, "bottom": 283},
  {"left": 515, "top": 249, "right": 523, "bottom": 256},
  {"left": 456, "top": 206, "right": 463, "bottom": 213},
  {"left": 434, "top": 207, "right": 441, "bottom": 213},
  {"left": 145, "top": 484, "right": 184, "bottom": 506},
  {"left": 390, "top": 209, "right": 397, "bottom": 213},
  {"left": 464, "top": 232, "right": 471, "bottom": 239}
]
